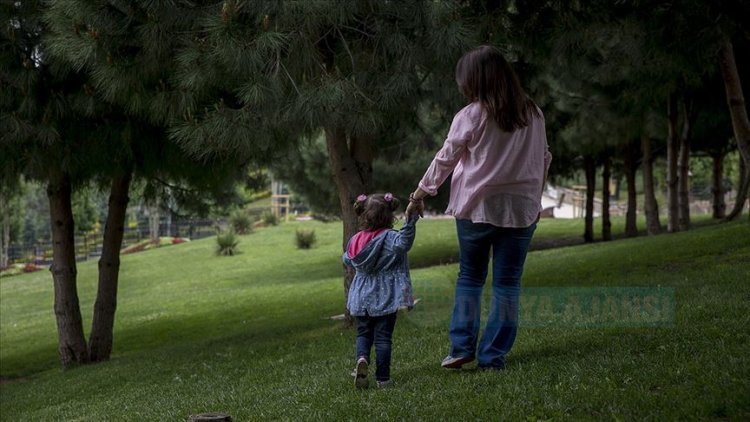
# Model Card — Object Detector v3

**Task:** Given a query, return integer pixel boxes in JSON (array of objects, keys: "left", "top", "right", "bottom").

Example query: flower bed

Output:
[
  {"left": 0, "top": 263, "right": 43, "bottom": 278},
  {"left": 121, "top": 237, "right": 190, "bottom": 255}
]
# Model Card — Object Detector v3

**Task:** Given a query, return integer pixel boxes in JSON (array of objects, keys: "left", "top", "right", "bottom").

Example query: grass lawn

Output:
[{"left": 0, "top": 217, "right": 748, "bottom": 420}]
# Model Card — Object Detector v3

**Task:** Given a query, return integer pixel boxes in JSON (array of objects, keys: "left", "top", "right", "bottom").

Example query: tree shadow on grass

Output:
[{"left": 1, "top": 299, "right": 341, "bottom": 379}]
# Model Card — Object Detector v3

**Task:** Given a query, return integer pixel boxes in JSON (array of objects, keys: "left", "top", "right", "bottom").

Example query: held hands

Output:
[
  {"left": 405, "top": 201, "right": 424, "bottom": 220},
  {"left": 405, "top": 190, "right": 425, "bottom": 220}
]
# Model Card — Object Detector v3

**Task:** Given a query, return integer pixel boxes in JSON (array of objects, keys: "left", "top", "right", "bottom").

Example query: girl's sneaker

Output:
[{"left": 354, "top": 357, "right": 369, "bottom": 389}]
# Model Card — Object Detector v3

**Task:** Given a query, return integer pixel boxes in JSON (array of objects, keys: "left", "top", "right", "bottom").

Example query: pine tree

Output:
[
  {"left": 1, "top": 0, "right": 96, "bottom": 367},
  {"left": 639, "top": 0, "right": 749, "bottom": 224},
  {"left": 512, "top": 0, "right": 745, "bottom": 238},
  {"left": 2, "top": 1, "right": 157, "bottom": 367},
  {"left": 30, "top": 0, "right": 248, "bottom": 364},
  {"left": 270, "top": 114, "right": 453, "bottom": 218},
  {"left": 167, "top": 0, "right": 470, "bottom": 318}
]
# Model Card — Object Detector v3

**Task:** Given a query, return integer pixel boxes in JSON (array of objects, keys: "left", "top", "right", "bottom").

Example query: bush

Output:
[
  {"left": 261, "top": 211, "right": 279, "bottom": 226},
  {"left": 295, "top": 229, "right": 316, "bottom": 249},
  {"left": 216, "top": 230, "right": 240, "bottom": 256},
  {"left": 23, "top": 263, "right": 40, "bottom": 273},
  {"left": 230, "top": 211, "right": 254, "bottom": 235}
]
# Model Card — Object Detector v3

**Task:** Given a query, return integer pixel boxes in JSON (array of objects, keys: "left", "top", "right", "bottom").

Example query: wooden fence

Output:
[{"left": 6, "top": 218, "right": 219, "bottom": 266}]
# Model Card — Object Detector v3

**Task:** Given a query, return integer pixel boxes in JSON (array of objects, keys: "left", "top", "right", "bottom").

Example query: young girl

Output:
[
  {"left": 344, "top": 193, "right": 417, "bottom": 388},
  {"left": 406, "top": 45, "right": 551, "bottom": 370}
]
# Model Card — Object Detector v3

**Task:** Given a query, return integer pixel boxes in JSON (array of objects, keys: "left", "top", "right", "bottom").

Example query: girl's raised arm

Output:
[{"left": 392, "top": 217, "right": 418, "bottom": 254}]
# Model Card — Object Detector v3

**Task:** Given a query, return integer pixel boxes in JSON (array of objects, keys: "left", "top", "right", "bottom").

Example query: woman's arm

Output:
[{"left": 417, "top": 105, "right": 477, "bottom": 196}]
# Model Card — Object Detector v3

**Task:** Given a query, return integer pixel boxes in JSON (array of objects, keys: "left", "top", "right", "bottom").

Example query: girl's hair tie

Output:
[
  {"left": 356, "top": 194, "right": 367, "bottom": 202},
  {"left": 384, "top": 193, "right": 393, "bottom": 202}
]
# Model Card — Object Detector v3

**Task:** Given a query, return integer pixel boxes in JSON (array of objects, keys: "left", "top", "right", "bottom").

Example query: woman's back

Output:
[
  {"left": 419, "top": 101, "right": 550, "bottom": 228},
  {"left": 451, "top": 102, "right": 549, "bottom": 227}
]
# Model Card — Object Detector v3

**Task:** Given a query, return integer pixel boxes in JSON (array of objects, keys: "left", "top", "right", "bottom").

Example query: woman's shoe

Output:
[
  {"left": 441, "top": 355, "right": 475, "bottom": 369},
  {"left": 376, "top": 379, "right": 394, "bottom": 388},
  {"left": 478, "top": 365, "right": 505, "bottom": 371}
]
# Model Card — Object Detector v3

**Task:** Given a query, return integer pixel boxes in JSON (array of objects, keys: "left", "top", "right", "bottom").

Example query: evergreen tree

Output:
[
  {"left": 42, "top": 0, "right": 261, "bottom": 361},
  {"left": 1, "top": 0, "right": 97, "bottom": 366},
  {"left": 4, "top": 0, "right": 249, "bottom": 368},
  {"left": 637, "top": 0, "right": 749, "bottom": 224},
  {"left": 169, "top": 0, "right": 470, "bottom": 316},
  {"left": 271, "top": 114, "right": 453, "bottom": 218},
  {"left": 506, "top": 0, "right": 745, "bottom": 236},
  {"left": 3, "top": 1, "right": 167, "bottom": 367}
]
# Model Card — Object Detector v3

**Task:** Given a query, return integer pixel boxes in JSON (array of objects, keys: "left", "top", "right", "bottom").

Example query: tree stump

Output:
[{"left": 188, "top": 413, "right": 232, "bottom": 422}]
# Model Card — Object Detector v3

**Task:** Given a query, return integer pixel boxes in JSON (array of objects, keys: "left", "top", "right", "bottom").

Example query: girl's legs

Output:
[
  {"left": 373, "top": 313, "right": 398, "bottom": 381},
  {"left": 355, "top": 314, "right": 375, "bottom": 363},
  {"left": 477, "top": 224, "right": 535, "bottom": 368},
  {"left": 356, "top": 312, "right": 398, "bottom": 381},
  {"left": 448, "top": 219, "right": 493, "bottom": 358}
]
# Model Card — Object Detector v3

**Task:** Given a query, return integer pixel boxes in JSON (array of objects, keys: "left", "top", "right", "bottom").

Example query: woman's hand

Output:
[{"left": 406, "top": 189, "right": 426, "bottom": 220}]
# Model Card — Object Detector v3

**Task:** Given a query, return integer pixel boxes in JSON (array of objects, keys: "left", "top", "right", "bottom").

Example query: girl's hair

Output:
[
  {"left": 353, "top": 193, "right": 400, "bottom": 231},
  {"left": 455, "top": 45, "right": 540, "bottom": 132}
]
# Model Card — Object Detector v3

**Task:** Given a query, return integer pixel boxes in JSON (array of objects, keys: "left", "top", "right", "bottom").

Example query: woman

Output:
[{"left": 406, "top": 45, "right": 551, "bottom": 370}]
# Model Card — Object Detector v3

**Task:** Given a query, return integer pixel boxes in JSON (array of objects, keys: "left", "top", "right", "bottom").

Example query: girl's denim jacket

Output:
[{"left": 343, "top": 218, "right": 417, "bottom": 317}]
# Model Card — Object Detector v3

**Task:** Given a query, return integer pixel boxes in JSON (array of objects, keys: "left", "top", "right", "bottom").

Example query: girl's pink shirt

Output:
[
  {"left": 347, "top": 228, "right": 388, "bottom": 258},
  {"left": 418, "top": 102, "right": 551, "bottom": 228}
]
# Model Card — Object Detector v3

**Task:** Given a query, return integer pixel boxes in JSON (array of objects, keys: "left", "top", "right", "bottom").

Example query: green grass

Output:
[{"left": 1, "top": 217, "right": 748, "bottom": 420}]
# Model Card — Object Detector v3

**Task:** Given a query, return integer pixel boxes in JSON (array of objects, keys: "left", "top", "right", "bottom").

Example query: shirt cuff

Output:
[{"left": 418, "top": 181, "right": 438, "bottom": 196}]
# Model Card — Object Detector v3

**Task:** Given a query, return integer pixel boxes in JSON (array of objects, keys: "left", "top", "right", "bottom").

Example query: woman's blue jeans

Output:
[
  {"left": 449, "top": 219, "right": 536, "bottom": 368},
  {"left": 356, "top": 312, "right": 397, "bottom": 381}
]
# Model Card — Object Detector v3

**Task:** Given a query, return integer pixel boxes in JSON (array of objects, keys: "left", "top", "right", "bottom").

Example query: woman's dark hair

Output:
[
  {"left": 455, "top": 45, "right": 540, "bottom": 132},
  {"left": 353, "top": 193, "right": 400, "bottom": 231}
]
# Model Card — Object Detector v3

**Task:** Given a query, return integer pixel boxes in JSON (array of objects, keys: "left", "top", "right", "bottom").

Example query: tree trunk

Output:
[
  {"left": 583, "top": 155, "right": 596, "bottom": 243},
  {"left": 148, "top": 201, "right": 159, "bottom": 242},
  {"left": 666, "top": 93, "right": 680, "bottom": 232},
  {"left": 165, "top": 208, "right": 172, "bottom": 237},
  {"left": 601, "top": 155, "right": 612, "bottom": 241},
  {"left": 1, "top": 201, "right": 9, "bottom": 268},
  {"left": 47, "top": 171, "right": 88, "bottom": 368},
  {"left": 623, "top": 141, "right": 639, "bottom": 237},
  {"left": 678, "top": 99, "right": 695, "bottom": 231},
  {"left": 642, "top": 120, "right": 662, "bottom": 234},
  {"left": 711, "top": 152, "right": 726, "bottom": 219},
  {"left": 325, "top": 127, "right": 373, "bottom": 325},
  {"left": 719, "top": 39, "right": 750, "bottom": 220},
  {"left": 89, "top": 171, "right": 132, "bottom": 362},
  {"left": 726, "top": 157, "right": 750, "bottom": 220}
]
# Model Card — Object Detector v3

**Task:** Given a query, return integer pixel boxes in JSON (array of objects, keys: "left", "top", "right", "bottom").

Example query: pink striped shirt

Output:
[{"left": 418, "top": 102, "right": 551, "bottom": 228}]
